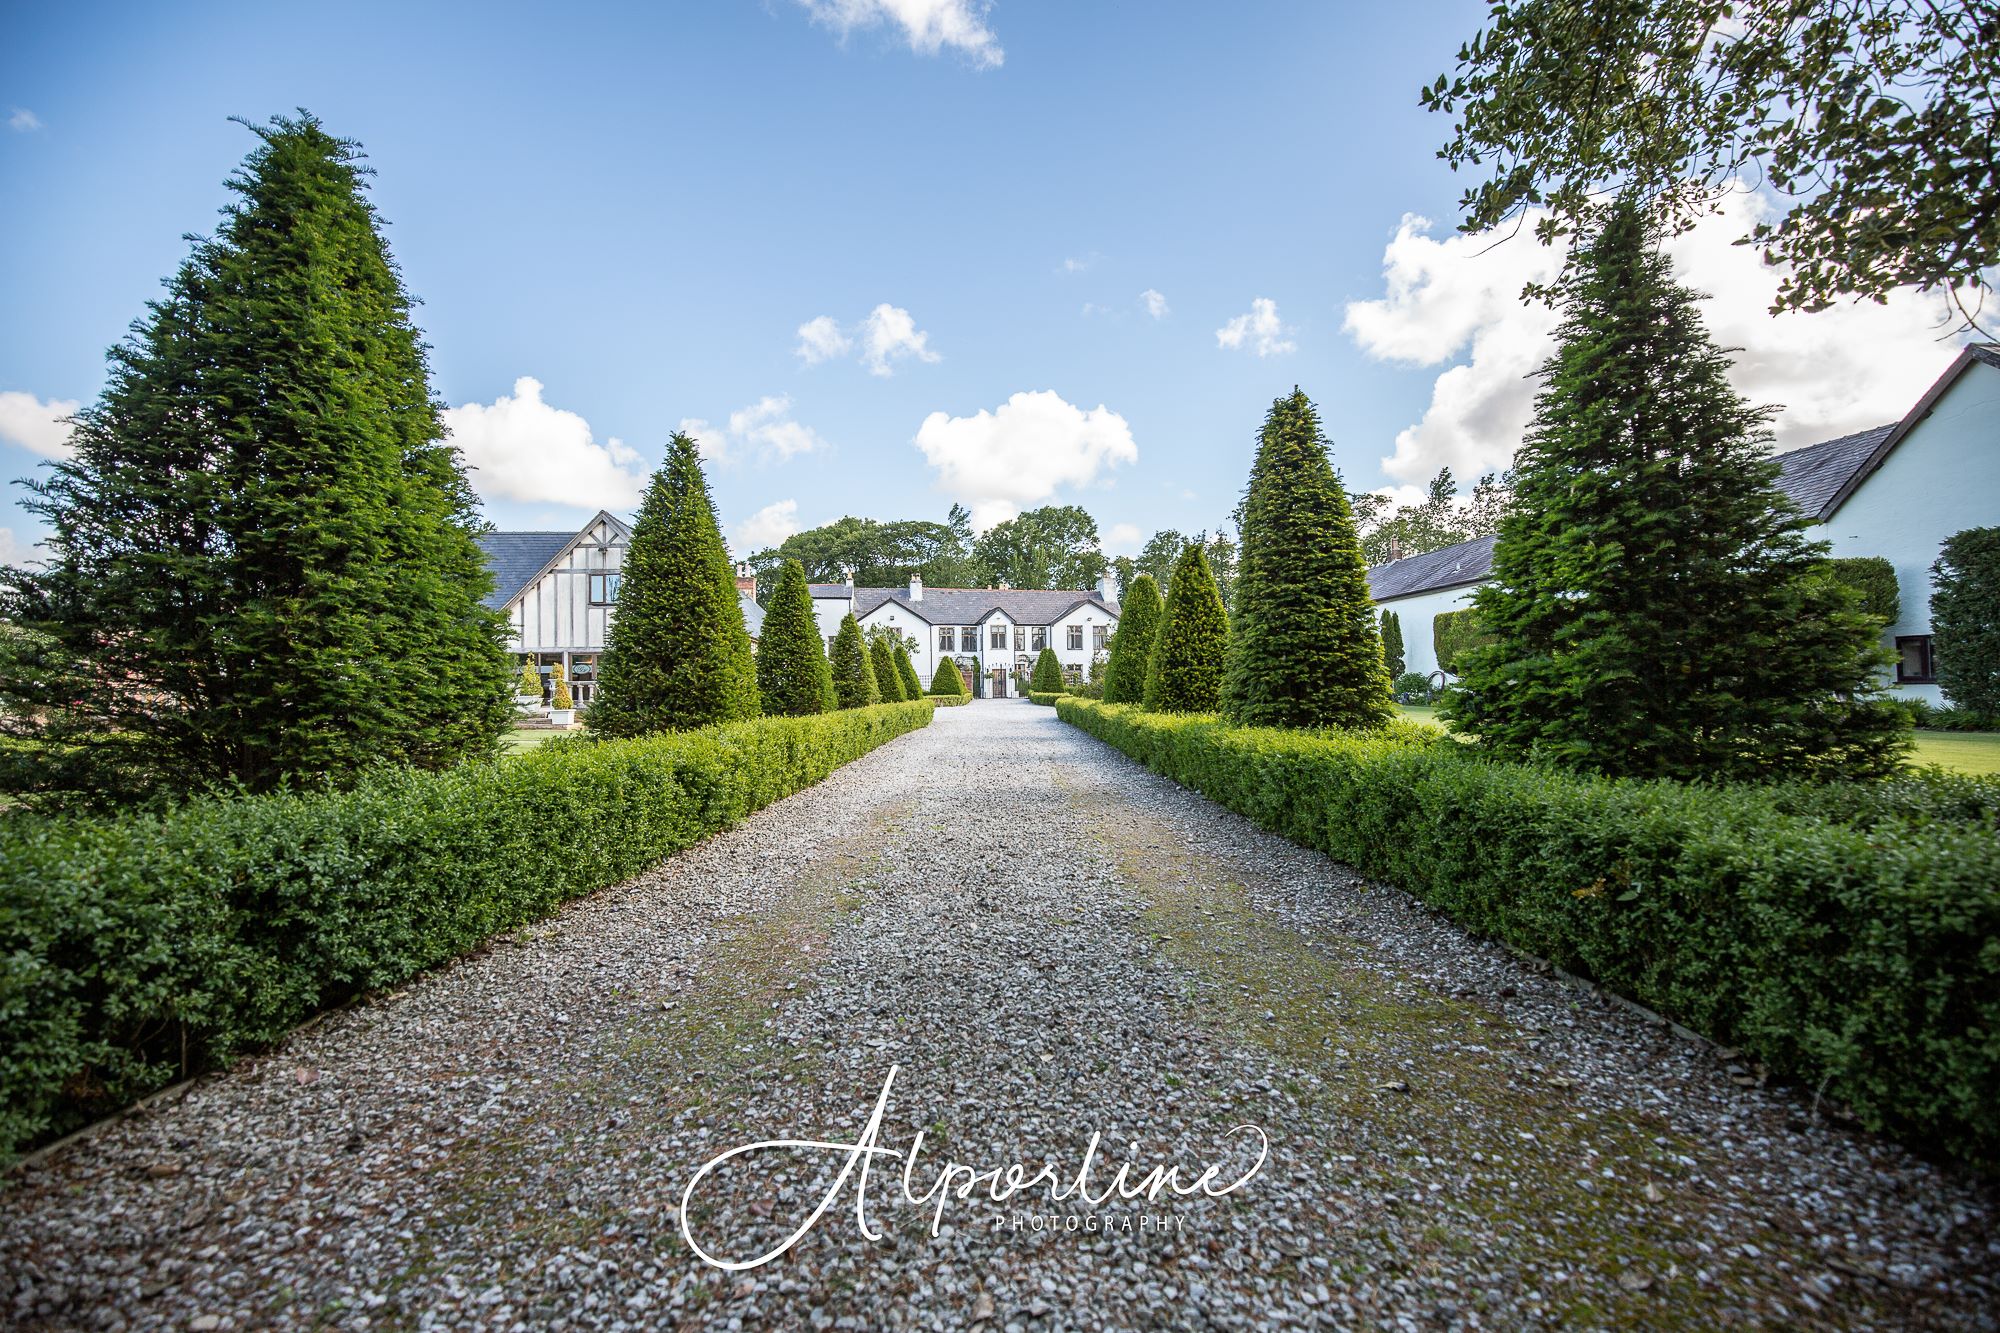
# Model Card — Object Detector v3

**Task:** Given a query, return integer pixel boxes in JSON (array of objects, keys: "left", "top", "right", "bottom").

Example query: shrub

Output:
[
  {"left": 1431, "top": 607, "right": 1493, "bottom": 676},
  {"left": 1224, "top": 388, "right": 1391, "bottom": 729},
  {"left": 549, "top": 664, "right": 573, "bottom": 711},
  {"left": 929, "top": 690, "right": 971, "bottom": 707},
  {"left": 1031, "top": 647, "right": 1064, "bottom": 693},
  {"left": 1822, "top": 556, "right": 1901, "bottom": 625},
  {"left": 755, "top": 559, "right": 837, "bottom": 717},
  {"left": 928, "top": 656, "right": 966, "bottom": 697},
  {"left": 1143, "top": 545, "right": 1229, "bottom": 713},
  {"left": 870, "top": 637, "right": 907, "bottom": 702},
  {"left": 1027, "top": 691, "right": 1064, "bottom": 706},
  {"left": 1393, "top": 671, "right": 1437, "bottom": 704},
  {"left": 517, "top": 660, "right": 542, "bottom": 697},
  {"left": 894, "top": 645, "right": 923, "bottom": 701},
  {"left": 0, "top": 701, "right": 935, "bottom": 1162},
  {"left": 1102, "top": 574, "right": 1162, "bottom": 704},
  {"left": 1381, "top": 611, "right": 1406, "bottom": 678},
  {"left": 829, "top": 614, "right": 879, "bottom": 710},
  {"left": 1056, "top": 698, "right": 2000, "bottom": 1169},
  {"left": 1892, "top": 698, "right": 1997, "bottom": 732},
  {"left": 1933, "top": 527, "right": 2000, "bottom": 717}
]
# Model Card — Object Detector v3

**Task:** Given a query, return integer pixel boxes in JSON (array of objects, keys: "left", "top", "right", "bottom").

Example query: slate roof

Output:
[
  {"left": 738, "top": 590, "right": 765, "bottom": 638},
  {"left": 1772, "top": 424, "right": 1897, "bottom": 522},
  {"left": 1366, "top": 536, "right": 1497, "bottom": 603},
  {"left": 475, "top": 531, "right": 577, "bottom": 611},
  {"left": 809, "top": 585, "right": 1118, "bottom": 625}
]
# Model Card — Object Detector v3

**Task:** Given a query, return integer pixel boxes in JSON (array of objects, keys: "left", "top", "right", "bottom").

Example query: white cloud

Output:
[
  {"left": 734, "top": 499, "right": 801, "bottom": 554},
  {"left": 914, "top": 390, "right": 1139, "bottom": 530},
  {"left": 1141, "top": 289, "right": 1170, "bottom": 320},
  {"left": 0, "top": 390, "right": 80, "bottom": 458},
  {"left": 443, "top": 376, "right": 648, "bottom": 510},
  {"left": 0, "top": 527, "right": 47, "bottom": 568},
  {"left": 1345, "top": 195, "right": 1968, "bottom": 488},
  {"left": 795, "top": 304, "right": 940, "bottom": 376},
  {"left": 8, "top": 109, "right": 41, "bottom": 133},
  {"left": 678, "top": 395, "right": 829, "bottom": 465},
  {"left": 797, "top": 0, "right": 1002, "bottom": 68},
  {"left": 795, "top": 315, "right": 852, "bottom": 365},
  {"left": 1062, "top": 255, "right": 1097, "bottom": 274},
  {"left": 1105, "top": 522, "right": 1142, "bottom": 554},
  {"left": 1216, "top": 297, "right": 1296, "bottom": 356}
]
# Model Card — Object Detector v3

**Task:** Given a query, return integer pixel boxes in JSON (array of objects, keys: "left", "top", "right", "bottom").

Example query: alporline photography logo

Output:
[{"left": 676, "top": 1065, "right": 1272, "bottom": 1272}]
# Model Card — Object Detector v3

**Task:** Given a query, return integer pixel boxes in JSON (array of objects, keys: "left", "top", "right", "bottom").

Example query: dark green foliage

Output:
[
  {"left": 1224, "top": 389, "right": 1393, "bottom": 729},
  {"left": 745, "top": 505, "right": 974, "bottom": 591},
  {"left": 1352, "top": 467, "right": 1510, "bottom": 565},
  {"left": 894, "top": 644, "right": 922, "bottom": 700},
  {"left": 1027, "top": 691, "right": 1064, "bottom": 706},
  {"left": 829, "top": 614, "right": 879, "bottom": 709},
  {"left": 1933, "top": 527, "right": 2000, "bottom": 717},
  {"left": 1425, "top": 0, "right": 1999, "bottom": 328},
  {"left": 1144, "top": 545, "right": 1230, "bottom": 713},
  {"left": 1443, "top": 203, "right": 1908, "bottom": 781},
  {"left": 969, "top": 504, "right": 1107, "bottom": 590},
  {"left": 870, "top": 637, "right": 907, "bottom": 702},
  {"left": 754, "top": 559, "right": 836, "bottom": 717},
  {"left": 1102, "top": 573, "right": 1162, "bottom": 704},
  {"left": 0, "top": 701, "right": 935, "bottom": 1161},
  {"left": 1393, "top": 671, "right": 1438, "bottom": 704},
  {"left": 590, "top": 434, "right": 759, "bottom": 735},
  {"left": 0, "top": 114, "right": 509, "bottom": 806},
  {"left": 1031, "top": 647, "right": 1064, "bottom": 693},
  {"left": 928, "top": 656, "right": 966, "bottom": 697},
  {"left": 1891, "top": 698, "right": 1997, "bottom": 732},
  {"left": 1822, "top": 556, "right": 1901, "bottom": 626},
  {"left": 1059, "top": 698, "right": 2000, "bottom": 1170},
  {"left": 1432, "top": 608, "right": 1495, "bottom": 675},
  {"left": 1381, "top": 611, "right": 1406, "bottom": 678}
]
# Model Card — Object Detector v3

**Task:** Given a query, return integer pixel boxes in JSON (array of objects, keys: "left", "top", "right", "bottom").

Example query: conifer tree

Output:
[
  {"left": 1224, "top": 389, "right": 1392, "bottom": 729},
  {"left": 894, "top": 643, "right": 923, "bottom": 700},
  {"left": 1143, "top": 545, "right": 1230, "bottom": 713},
  {"left": 829, "top": 614, "right": 879, "bottom": 708},
  {"left": 1031, "top": 647, "right": 1064, "bottom": 693},
  {"left": 929, "top": 656, "right": 966, "bottom": 696},
  {"left": 0, "top": 113, "right": 508, "bottom": 804},
  {"left": 1445, "top": 201, "right": 1907, "bottom": 780},
  {"left": 870, "top": 637, "right": 907, "bottom": 701},
  {"left": 1381, "top": 611, "right": 1406, "bottom": 678},
  {"left": 1102, "top": 573, "right": 1162, "bottom": 703},
  {"left": 590, "top": 433, "right": 760, "bottom": 736},
  {"left": 1932, "top": 527, "right": 2000, "bottom": 718},
  {"left": 754, "top": 559, "right": 836, "bottom": 716}
]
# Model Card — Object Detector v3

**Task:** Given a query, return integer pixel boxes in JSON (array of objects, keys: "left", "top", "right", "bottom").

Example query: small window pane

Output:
[
  {"left": 1896, "top": 635, "right": 1936, "bottom": 684},
  {"left": 938, "top": 627, "right": 954, "bottom": 651},
  {"left": 1068, "top": 625, "right": 1084, "bottom": 650}
]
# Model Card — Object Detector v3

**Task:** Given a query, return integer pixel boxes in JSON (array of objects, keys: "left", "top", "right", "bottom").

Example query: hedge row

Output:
[
  {"left": 929, "top": 692, "right": 972, "bottom": 708},
  {"left": 0, "top": 700, "right": 935, "bottom": 1161},
  {"left": 1027, "top": 691, "right": 1065, "bottom": 706},
  {"left": 1055, "top": 698, "right": 2000, "bottom": 1170}
]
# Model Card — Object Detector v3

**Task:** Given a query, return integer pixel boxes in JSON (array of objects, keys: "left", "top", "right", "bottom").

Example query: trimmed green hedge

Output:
[
  {"left": 929, "top": 692, "right": 972, "bottom": 708},
  {"left": 1055, "top": 698, "right": 2000, "bottom": 1169},
  {"left": 0, "top": 701, "right": 934, "bottom": 1161},
  {"left": 1027, "top": 691, "right": 1065, "bottom": 706}
]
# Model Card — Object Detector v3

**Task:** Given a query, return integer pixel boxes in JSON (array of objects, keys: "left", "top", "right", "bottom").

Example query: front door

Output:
[{"left": 990, "top": 668, "right": 1007, "bottom": 698}]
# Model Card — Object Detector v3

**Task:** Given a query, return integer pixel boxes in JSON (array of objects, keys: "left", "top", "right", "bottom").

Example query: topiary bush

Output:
[
  {"left": 1143, "top": 545, "right": 1229, "bottom": 713},
  {"left": 1822, "top": 556, "right": 1901, "bottom": 625},
  {"left": 894, "top": 644, "right": 923, "bottom": 701},
  {"left": 755, "top": 559, "right": 837, "bottom": 717},
  {"left": 1027, "top": 691, "right": 1064, "bottom": 706},
  {"left": 1031, "top": 647, "right": 1064, "bottom": 693},
  {"left": 549, "top": 663, "right": 573, "bottom": 711},
  {"left": 928, "top": 656, "right": 966, "bottom": 697},
  {"left": 1432, "top": 607, "right": 1493, "bottom": 676},
  {"left": 1933, "top": 527, "right": 2000, "bottom": 717},
  {"left": 829, "top": 614, "right": 879, "bottom": 709},
  {"left": 0, "top": 701, "right": 937, "bottom": 1162},
  {"left": 517, "top": 660, "right": 542, "bottom": 697},
  {"left": 1055, "top": 697, "right": 2000, "bottom": 1170},
  {"left": 1102, "top": 574, "right": 1162, "bottom": 704},
  {"left": 870, "top": 637, "right": 908, "bottom": 703}
]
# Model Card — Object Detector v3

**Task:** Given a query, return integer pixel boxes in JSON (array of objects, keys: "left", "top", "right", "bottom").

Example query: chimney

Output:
[
  {"left": 1095, "top": 570, "right": 1119, "bottom": 605},
  {"left": 909, "top": 573, "right": 924, "bottom": 602},
  {"left": 734, "top": 562, "right": 757, "bottom": 597},
  {"left": 1386, "top": 536, "right": 1403, "bottom": 563},
  {"left": 843, "top": 564, "right": 855, "bottom": 591}
]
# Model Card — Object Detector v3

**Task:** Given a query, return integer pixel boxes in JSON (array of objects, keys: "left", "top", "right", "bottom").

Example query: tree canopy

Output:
[
  {"left": 968, "top": 505, "right": 1107, "bottom": 590},
  {"left": 1425, "top": 0, "right": 1999, "bottom": 330},
  {"left": 746, "top": 505, "right": 974, "bottom": 591}
]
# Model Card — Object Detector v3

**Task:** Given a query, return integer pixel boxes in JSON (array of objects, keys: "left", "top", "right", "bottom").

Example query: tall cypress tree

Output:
[
  {"left": 1102, "top": 573, "right": 1162, "bottom": 703},
  {"left": 754, "top": 558, "right": 836, "bottom": 717},
  {"left": 0, "top": 113, "right": 508, "bottom": 804},
  {"left": 1224, "top": 389, "right": 1392, "bottom": 729},
  {"left": 870, "top": 637, "right": 908, "bottom": 702},
  {"left": 1381, "top": 611, "right": 1406, "bottom": 679},
  {"left": 894, "top": 643, "right": 923, "bottom": 700},
  {"left": 1445, "top": 201, "right": 1907, "bottom": 780},
  {"left": 829, "top": 614, "right": 879, "bottom": 709},
  {"left": 1143, "top": 545, "right": 1230, "bottom": 713},
  {"left": 590, "top": 433, "right": 759, "bottom": 736},
  {"left": 1031, "top": 647, "right": 1064, "bottom": 692}
]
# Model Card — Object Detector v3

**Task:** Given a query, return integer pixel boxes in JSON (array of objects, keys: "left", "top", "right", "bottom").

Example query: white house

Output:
[
  {"left": 476, "top": 510, "right": 764, "bottom": 705},
  {"left": 1368, "top": 344, "right": 2000, "bottom": 704},
  {"left": 809, "top": 575, "right": 1121, "bottom": 698}
]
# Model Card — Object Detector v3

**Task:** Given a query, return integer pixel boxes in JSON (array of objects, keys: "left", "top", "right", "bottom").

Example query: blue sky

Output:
[{"left": 0, "top": 1, "right": 1966, "bottom": 565}]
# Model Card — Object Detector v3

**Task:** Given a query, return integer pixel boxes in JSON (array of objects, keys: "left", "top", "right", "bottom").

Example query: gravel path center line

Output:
[{"left": 4, "top": 702, "right": 1994, "bottom": 1331}]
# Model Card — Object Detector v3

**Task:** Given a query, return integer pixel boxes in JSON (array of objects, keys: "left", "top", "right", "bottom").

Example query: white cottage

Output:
[
  {"left": 809, "top": 575, "right": 1121, "bottom": 698},
  {"left": 476, "top": 510, "right": 764, "bottom": 705},
  {"left": 1369, "top": 344, "right": 2000, "bottom": 704}
]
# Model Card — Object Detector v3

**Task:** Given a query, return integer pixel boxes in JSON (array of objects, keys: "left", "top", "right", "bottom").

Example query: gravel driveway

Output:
[{"left": 5, "top": 701, "right": 1995, "bottom": 1330}]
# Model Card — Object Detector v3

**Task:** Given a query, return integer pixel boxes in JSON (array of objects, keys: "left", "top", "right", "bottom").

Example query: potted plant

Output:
[
  {"left": 548, "top": 663, "right": 576, "bottom": 727},
  {"left": 515, "top": 659, "right": 544, "bottom": 713}
]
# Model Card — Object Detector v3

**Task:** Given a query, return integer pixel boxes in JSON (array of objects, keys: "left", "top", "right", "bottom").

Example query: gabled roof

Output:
[
  {"left": 474, "top": 510, "right": 631, "bottom": 611},
  {"left": 809, "top": 585, "right": 1118, "bottom": 625},
  {"left": 1367, "top": 343, "right": 2000, "bottom": 603},
  {"left": 738, "top": 590, "right": 764, "bottom": 638}
]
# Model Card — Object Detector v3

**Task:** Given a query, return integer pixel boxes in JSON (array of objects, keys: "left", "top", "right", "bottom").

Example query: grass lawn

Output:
[
  {"left": 503, "top": 728, "right": 566, "bottom": 755},
  {"left": 1395, "top": 704, "right": 2000, "bottom": 778}
]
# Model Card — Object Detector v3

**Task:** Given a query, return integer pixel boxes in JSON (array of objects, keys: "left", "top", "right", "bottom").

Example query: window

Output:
[
  {"left": 1014, "top": 627, "right": 1026, "bottom": 652},
  {"left": 588, "top": 573, "right": 622, "bottom": 605},
  {"left": 962, "top": 627, "right": 977, "bottom": 652},
  {"left": 1896, "top": 635, "right": 1936, "bottom": 684},
  {"left": 1093, "top": 625, "right": 1108, "bottom": 651},
  {"left": 991, "top": 625, "right": 1007, "bottom": 650},
  {"left": 1032, "top": 626, "right": 1048, "bottom": 652},
  {"left": 938, "top": 626, "right": 955, "bottom": 652},
  {"left": 1067, "top": 625, "right": 1084, "bottom": 650}
]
